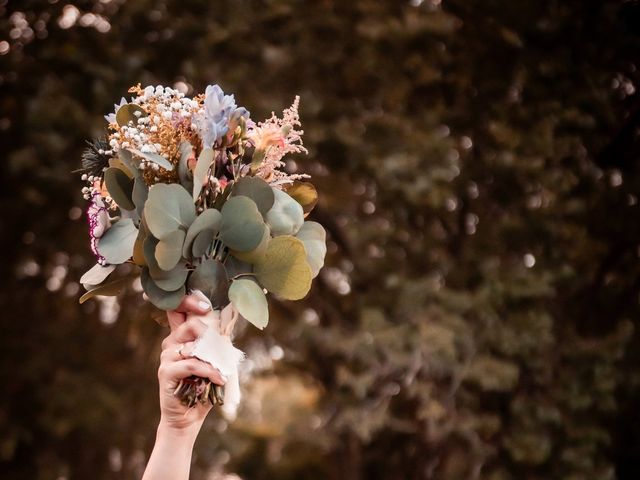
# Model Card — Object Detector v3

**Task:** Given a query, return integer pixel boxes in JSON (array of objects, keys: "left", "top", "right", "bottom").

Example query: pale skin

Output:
[{"left": 142, "top": 295, "right": 226, "bottom": 480}]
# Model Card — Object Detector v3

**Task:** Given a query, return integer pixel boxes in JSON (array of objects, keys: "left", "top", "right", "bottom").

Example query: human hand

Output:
[{"left": 157, "top": 294, "right": 226, "bottom": 434}]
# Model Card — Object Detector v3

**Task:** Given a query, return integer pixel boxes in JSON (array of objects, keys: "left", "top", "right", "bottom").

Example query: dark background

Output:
[{"left": 1, "top": 1, "right": 640, "bottom": 479}]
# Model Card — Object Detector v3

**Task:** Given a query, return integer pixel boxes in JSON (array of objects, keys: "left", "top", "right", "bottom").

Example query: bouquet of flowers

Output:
[{"left": 77, "top": 83, "right": 326, "bottom": 416}]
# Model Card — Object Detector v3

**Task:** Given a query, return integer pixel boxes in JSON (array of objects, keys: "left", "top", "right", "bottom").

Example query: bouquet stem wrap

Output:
[{"left": 181, "top": 290, "right": 244, "bottom": 419}]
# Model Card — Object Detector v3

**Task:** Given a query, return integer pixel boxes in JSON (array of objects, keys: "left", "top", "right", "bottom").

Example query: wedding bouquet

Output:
[{"left": 77, "top": 83, "right": 326, "bottom": 416}]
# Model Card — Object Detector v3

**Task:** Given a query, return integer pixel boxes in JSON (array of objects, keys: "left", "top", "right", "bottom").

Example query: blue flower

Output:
[{"left": 201, "top": 85, "right": 249, "bottom": 148}]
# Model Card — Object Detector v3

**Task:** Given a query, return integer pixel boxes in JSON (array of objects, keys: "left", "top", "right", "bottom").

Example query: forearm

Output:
[{"left": 142, "top": 420, "right": 201, "bottom": 480}]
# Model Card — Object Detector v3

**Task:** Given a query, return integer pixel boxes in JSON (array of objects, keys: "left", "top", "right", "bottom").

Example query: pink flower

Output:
[{"left": 87, "top": 195, "right": 110, "bottom": 265}]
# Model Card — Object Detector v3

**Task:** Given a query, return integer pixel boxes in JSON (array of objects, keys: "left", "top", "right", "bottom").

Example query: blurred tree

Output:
[{"left": 1, "top": 0, "right": 639, "bottom": 479}]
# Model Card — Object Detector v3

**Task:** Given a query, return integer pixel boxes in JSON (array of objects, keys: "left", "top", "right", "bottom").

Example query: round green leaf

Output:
[
  {"left": 116, "top": 104, "right": 147, "bottom": 127},
  {"left": 187, "top": 259, "right": 229, "bottom": 308},
  {"left": 155, "top": 229, "right": 186, "bottom": 271},
  {"left": 231, "top": 225, "right": 270, "bottom": 264},
  {"left": 229, "top": 279, "right": 269, "bottom": 330},
  {"left": 191, "top": 229, "right": 214, "bottom": 258},
  {"left": 254, "top": 236, "right": 312, "bottom": 300},
  {"left": 96, "top": 218, "right": 138, "bottom": 264},
  {"left": 104, "top": 167, "right": 135, "bottom": 211},
  {"left": 220, "top": 196, "right": 266, "bottom": 252},
  {"left": 232, "top": 176, "right": 275, "bottom": 216},
  {"left": 143, "top": 235, "right": 188, "bottom": 290},
  {"left": 141, "top": 268, "right": 185, "bottom": 310},
  {"left": 295, "top": 221, "right": 327, "bottom": 278},
  {"left": 265, "top": 188, "right": 304, "bottom": 236},
  {"left": 183, "top": 209, "right": 222, "bottom": 258},
  {"left": 145, "top": 183, "right": 196, "bottom": 239}
]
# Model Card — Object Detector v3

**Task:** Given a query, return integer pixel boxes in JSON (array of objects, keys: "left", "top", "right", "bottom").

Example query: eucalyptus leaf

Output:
[
  {"left": 183, "top": 209, "right": 222, "bottom": 258},
  {"left": 265, "top": 188, "right": 304, "bottom": 236},
  {"left": 132, "top": 225, "right": 147, "bottom": 266},
  {"left": 128, "top": 148, "right": 174, "bottom": 171},
  {"left": 79, "top": 277, "right": 129, "bottom": 304},
  {"left": 145, "top": 183, "right": 196, "bottom": 239},
  {"left": 178, "top": 141, "right": 194, "bottom": 190},
  {"left": 220, "top": 196, "right": 266, "bottom": 252},
  {"left": 80, "top": 263, "right": 116, "bottom": 287},
  {"left": 141, "top": 268, "right": 185, "bottom": 311},
  {"left": 104, "top": 167, "right": 135, "bottom": 211},
  {"left": 285, "top": 181, "right": 318, "bottom": 216},
  {"left": 116, "top": 104, "right": 147, "bottom": 127},
  {"left": 191, "top": 229, "right": 214, "bottom": 258},
  {"left": 144, "top": 235, "right": 189, "bottom": 290},
  {"left": 155, "top": 229, "right": 186, "bottom": 271},
  {"left": 231, "top": 225, "right": 270, "bottom": 264},
  {"left": 193, "top": 147, "right": 214, "bottom": 200},
  {"left": 229, "top": 278, "right": 268, "bottom": 330},
  {"left": 132, "top": 176, "right": 149, "bottom": 218},
  {"left": 225, "top": 256, "right": 254, "bottom": 278},
  {"left": 118, "top": 148, "right": 138, "bottom": 173},
  {"left": 187, "top": 259, "right": 229, "bottom": 308},
  {"left": 96, "top": 218, "right": 138, "bottom": 264},
  {"left": 295, "top": 221, "right": 327, "bottom": 278},
  {"left": 232, "top": 176, "right": 275, "bottom": 216},
  {"left": 254, "top": 236, "right": 312, "bottom": 300}
]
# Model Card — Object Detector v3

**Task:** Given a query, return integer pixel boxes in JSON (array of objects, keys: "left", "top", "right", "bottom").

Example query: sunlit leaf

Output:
[
  {"left": 254, "top": 236, "right": 312, "bottom": 300},
  {"left": 229, "top": 278, "right": 268, "bottom": 329},
  {"left": 116, "top": 104, "right": 147, "bottom": 127},
  {"left": 285, "top": 181, "right": 318, "bottom": 216}
]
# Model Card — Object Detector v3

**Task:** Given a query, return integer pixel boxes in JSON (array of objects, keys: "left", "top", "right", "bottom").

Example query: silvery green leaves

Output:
[
  {"left": 229, "top": 279, "right": 268, "bottom": 329},
  {"left": 142, "top": 185, "right": 192, "bottom": 308},
  {"left": 96, "top": 218, "right": 138, "bottom": 264}
]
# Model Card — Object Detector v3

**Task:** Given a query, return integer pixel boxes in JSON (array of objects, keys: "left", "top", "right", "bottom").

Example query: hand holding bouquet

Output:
[{"left": 78, "top": 83, "right": 326, "bottom": 416}]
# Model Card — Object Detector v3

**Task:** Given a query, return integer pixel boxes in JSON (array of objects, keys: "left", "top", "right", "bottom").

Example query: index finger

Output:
[{"left": 166, "top": 293, "right": 212, "bottom": 332}]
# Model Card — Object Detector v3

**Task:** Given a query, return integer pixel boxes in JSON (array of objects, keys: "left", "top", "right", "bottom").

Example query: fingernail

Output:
[
  {"left": 198, "top": 301, "right": 211, "bottom": 311},
  {"left": 221, "top": 374, "right": 228, "bottom": 383}
]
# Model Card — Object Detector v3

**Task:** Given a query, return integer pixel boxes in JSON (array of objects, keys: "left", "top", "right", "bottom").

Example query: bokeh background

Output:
[{"left": 2, "top": 1, "right": 640, "bottom": 479}]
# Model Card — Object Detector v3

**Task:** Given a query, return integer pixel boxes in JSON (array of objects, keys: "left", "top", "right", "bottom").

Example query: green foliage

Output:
[
  {"left": 1, "top": 1, "right": 639, "bottom": 479},
  {"left": 228, "top": 278, "right": 269, "bottom": 329}
]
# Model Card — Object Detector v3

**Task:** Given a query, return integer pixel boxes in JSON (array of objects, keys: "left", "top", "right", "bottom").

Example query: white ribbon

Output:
[{"left": 187, "top": 290, "right": 244, "bottom": 420}]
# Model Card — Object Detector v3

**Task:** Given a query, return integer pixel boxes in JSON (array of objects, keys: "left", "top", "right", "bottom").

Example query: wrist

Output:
[{"left": 157, "top": 417, "right": 202, "bottom": 443}]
